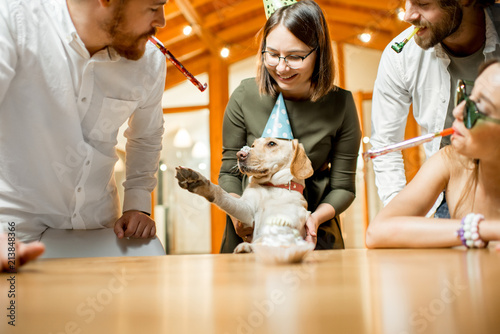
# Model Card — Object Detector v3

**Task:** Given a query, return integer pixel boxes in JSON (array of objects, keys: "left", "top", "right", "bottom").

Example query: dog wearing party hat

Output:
[{"left": 175, "top": 93, "right": 315, "bottom": 262}]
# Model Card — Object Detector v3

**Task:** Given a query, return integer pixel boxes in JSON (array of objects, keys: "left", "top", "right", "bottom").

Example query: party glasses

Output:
[
  {"left": 456, "top": 79, "right": 500, "bottom": 129},
  {"left": 262, "top": 47, "right": 317, "bottom": 69}
]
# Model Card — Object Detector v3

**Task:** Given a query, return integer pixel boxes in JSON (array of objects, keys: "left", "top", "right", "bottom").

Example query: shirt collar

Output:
[
  {"left": 484, "top": 6, "right": 500, "bottom": 55},
  {"left": 44, "top": 0, "right": 121, "bottom": 61}
]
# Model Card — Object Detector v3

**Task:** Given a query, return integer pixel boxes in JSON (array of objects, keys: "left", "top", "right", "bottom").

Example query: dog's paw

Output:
[
  {"left": 175, "top": 167, "right": 213, "bottom": 198},
  {"left": 234, "top": 242, "right": 253, "bottom": 254}
]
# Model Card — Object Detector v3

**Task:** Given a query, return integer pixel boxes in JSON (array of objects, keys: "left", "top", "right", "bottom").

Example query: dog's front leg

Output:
[{"left": 175, "top": 167, "right": 254, "bottom": 226}]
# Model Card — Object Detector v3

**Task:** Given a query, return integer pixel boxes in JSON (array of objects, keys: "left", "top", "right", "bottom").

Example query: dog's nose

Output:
[{"left": 236, "top": 150, "right": 248, "bottom": 160}]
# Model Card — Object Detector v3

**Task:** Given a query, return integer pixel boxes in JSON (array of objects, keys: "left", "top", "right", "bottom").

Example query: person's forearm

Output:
[
  {"left": 366, "top": 217, "right": 464, "bottom": 249},
  {"left": 478, "top": 220, "right": 500, "bottom": 243},
  {"left": 311, "top": 203, "right": 336, "bottom": 228}
]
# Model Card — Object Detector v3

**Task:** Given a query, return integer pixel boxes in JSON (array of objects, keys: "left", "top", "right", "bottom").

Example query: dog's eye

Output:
[{"left": 267, "top": 141, "right": 277, "bottom": 147}]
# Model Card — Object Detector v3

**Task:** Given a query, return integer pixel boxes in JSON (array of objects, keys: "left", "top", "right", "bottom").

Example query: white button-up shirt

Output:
[
  {"left": 371, "top": 6, "right": 500, "bottom": 207},
  {"left": 0, "top": 0, "right": 166, "bottom": 241}
]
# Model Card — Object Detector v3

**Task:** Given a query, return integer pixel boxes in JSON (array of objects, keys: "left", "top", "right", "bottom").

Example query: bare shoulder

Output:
[
  {"left": 415, "top": 147, "right": 452, "bottom": 183},
  {"left": 380, "top": 147, "right": 452, "bottom": 217}
]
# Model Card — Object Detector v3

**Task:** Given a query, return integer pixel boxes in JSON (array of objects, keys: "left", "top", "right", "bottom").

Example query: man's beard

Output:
[
  {"left": 104, "top": 6, "right": 156, "bottom": 60},
  {"left": 412, "top": 5, "right": 463, "bottom": 50}
]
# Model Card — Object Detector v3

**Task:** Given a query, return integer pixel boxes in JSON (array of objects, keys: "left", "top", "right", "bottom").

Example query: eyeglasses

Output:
[
  {"left": 455, "top": 79, "right": 500, "bottom": 129},
  {"left": 261, "top": 47, "right": 317, "bottom": 69}
]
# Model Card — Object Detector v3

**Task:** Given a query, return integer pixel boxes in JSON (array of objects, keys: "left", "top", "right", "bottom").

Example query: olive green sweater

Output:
[{"left": 218, "top": 78, "right": 361, "bottom": 251}]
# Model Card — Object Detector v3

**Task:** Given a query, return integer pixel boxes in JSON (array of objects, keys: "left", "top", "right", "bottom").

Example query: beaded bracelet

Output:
[{"left": 456, "top": 213, "right": 489, "bottom": 249}]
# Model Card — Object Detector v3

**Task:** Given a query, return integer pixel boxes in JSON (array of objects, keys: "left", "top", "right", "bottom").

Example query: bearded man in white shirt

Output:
[
  {"left": 370, "top": 0, "right": 500, "bottom": 217},
  {"left": 0, "top": 0, "right": 168, "bottom": 245}
]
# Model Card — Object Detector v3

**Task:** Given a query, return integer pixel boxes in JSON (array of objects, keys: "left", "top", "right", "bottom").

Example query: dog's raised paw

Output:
[{"left": 175, "top": 166, "right": 210, "bottom": 193}]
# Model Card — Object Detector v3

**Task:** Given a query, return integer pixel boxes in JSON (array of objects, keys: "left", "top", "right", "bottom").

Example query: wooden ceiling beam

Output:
[
  {"left": 158, "top": 0, "right": 409, "bottom": 90},
  {"left": 174, "top": 0, "right": 222, "bottom": 55},
  {"left": 164, "top": 35, "right": 206, "bottom": 58},
  {"left": 202, "top": 0, "right": 265, "bottom": 29},
  {"left": 164, "top": 1, "right": 180, "bottom": 19},
  {"left": 322, "top": 4, "right": 393, "bottom": 32},
  {"left": 322, "top": 0, "right": 402, "bottom": 12},
  {"left": 216, "top": 16, "right": 264, "bottom": 44},
  {"left": 328, "top": 21, "right": 393, "bottom": 51}
]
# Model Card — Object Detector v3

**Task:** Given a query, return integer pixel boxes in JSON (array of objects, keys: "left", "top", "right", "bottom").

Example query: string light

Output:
[
  {"left": 183, "top": 25, "right": 192, "bottom": 36},
  {"left": 220, "top": 47, "right": 230, "bottom": 58},
  {"left": 397, "top": 8, "right": 405, "bottom": 21},
  {"left": 358, "top": 32, "right": 372, "bottom": 43},
  {"left": 173, "top": 128, "right": 192, "bottom": 148}
]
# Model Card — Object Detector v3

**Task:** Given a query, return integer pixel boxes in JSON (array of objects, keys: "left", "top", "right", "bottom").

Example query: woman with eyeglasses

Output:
[
  {"left": 218, "top": 0, "right": 361, "bottom": 252},
  {"left": 366, "top": 59, "right": 500, "bottom": 250}
]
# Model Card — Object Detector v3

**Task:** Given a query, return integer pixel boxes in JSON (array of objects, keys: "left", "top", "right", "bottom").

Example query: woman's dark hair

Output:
[{"left": 256, "top": 0, "right": 335, "bottom": 102}]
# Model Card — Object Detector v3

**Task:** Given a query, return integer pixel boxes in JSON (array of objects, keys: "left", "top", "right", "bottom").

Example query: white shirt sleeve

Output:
[
  {"left": 370, "top": 44, "right": 412, "bottom": 206},
  {"left": 0, "top": 1, "right": 17, "bottom": 106},
  {"left": 122, "top": 63, "right": 166, "bottom": 214}
]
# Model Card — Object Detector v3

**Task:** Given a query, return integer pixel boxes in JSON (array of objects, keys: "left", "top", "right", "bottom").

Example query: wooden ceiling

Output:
[{"left": 156, "top": 0, "right": 410, "bottom": 90}]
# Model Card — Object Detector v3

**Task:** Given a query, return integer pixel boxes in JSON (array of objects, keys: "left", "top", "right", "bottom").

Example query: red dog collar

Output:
[{"left": 261, "top": 181, "right": 304, "bottom": 195}]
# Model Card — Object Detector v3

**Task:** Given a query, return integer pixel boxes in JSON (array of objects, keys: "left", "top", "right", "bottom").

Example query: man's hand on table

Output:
[
  {"left": 0, "top": 233, "right": 45, "bottom": 272},
  {"left": 114, "top": 210, "right": 156, "bottom": 239}
]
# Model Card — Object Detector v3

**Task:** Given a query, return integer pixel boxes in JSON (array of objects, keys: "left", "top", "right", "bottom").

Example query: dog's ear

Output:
[{"left": 290, "top": 139, "right": 314, "bottom": 180}]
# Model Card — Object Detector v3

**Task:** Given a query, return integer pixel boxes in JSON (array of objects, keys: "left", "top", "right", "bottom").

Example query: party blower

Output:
[
  {"left": 149, "top": 36, "right": 208, "bottom": 92},
  {"left": 363, "top": 128, "right": 454, "bottom": 161},
  {"left": 391, "top": 27, "right": 420, "bottom": 53}
]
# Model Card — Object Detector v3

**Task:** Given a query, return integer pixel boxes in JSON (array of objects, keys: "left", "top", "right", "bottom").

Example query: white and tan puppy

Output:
[{"left": 175, "top": 138, "right": 314, "bottom": 254}]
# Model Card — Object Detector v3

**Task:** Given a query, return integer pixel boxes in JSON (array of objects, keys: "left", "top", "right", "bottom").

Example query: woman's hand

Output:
[
  {"left": 305, "top": 214, "right": 320, "bottom": 246},
  {"left": 228, "top": 193, "right": 254, "bottom": 242},
  {"left": 305, "top": 203, "right": 336, "bottom": 247},
  {"left": 230, "top": 216, "right": 254, "bottom": 243}
]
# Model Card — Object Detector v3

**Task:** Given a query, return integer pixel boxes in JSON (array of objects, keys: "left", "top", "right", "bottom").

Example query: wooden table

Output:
[{"left": 1, "top": 248, "right": 500, "bottom": 334}]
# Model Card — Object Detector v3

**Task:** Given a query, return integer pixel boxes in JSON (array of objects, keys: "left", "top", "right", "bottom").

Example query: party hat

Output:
[
  {"left": 263, "top": 0, "right": 297, "bottom": 19},
  {"left": 262, "top": 93, "right": 294, "bottom": 139}
]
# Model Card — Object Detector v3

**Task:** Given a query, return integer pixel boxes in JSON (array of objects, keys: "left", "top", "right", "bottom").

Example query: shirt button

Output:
[
  {"left": 85, "top": 160, "right": 90, "bottom": 166},
  {"left": 81, "top": 97, "right": 87, "bottom": 103},
  {"left": 73, "top": 213, "right": 77, "bottom": 218},
  {"left": 77, "top": 187, "right": 82, "bottom": 192}
]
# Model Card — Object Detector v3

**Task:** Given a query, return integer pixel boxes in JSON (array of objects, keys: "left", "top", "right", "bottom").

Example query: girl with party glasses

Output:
[{"left": 366, "top": 59, "right": 500, "bottom": 249}]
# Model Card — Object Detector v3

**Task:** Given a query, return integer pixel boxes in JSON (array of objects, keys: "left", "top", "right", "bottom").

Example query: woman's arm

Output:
[
  {"left": 305, "top": 91, "right": 361, "bottom": 244},
  {"left": 321, "top": 91, "right": 361, "bottom": 217},
  {"left": 218, "top": 86, "right": 247, "bottom": 196},
  {"left": 365, "top": 149, "right": 460, "bottom": 248},
  {"left": 305, "top": 203, "right": 335, "bottom": 244}
]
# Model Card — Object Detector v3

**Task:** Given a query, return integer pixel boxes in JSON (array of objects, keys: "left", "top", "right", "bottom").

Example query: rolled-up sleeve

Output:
[
  {"left": 0, "top": 1, "right": 18, "bottom": 106},
  {"left": 122, "top": 64, "right": 166, "bottom": 214},
  {"left": 370, "top": 45, "right": 412, "bottom": 206}
]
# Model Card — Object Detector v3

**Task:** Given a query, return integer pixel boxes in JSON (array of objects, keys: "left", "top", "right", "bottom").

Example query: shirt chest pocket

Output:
[{"left": 88, "top": 98, "right": 139, "bottom": 143}]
